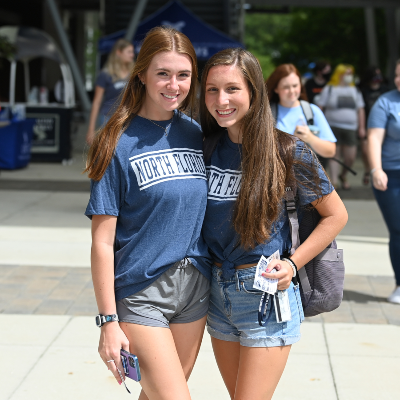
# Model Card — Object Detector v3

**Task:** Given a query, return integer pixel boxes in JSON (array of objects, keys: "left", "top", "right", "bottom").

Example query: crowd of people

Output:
[{"left": 84, "top": 27, "right": 399, "bottom": 400}]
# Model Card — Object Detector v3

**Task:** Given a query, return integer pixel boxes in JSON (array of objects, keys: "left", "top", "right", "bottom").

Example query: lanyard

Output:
[{"left": 258, "top": 292, "right": 271, "bottom": 326}]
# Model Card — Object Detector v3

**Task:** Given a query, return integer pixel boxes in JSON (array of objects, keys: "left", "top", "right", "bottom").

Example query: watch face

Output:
[{"left": 95, "top": 315, "right": 102, "bottom": 327}]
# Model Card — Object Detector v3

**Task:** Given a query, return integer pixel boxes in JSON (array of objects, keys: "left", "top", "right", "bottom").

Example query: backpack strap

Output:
[
  {"left": 270, "top": 101, "right": 278, "bottom": 122},
  {"left": 284, "top": 186, "right": 312, "bottom": 293},
  {"left": 299, "top": 100, "right": 314, "bottom": 126}
]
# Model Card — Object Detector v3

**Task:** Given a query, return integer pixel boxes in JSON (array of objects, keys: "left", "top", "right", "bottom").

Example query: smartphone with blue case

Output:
[{"left": 120, "top": 349, "right": 141, "bottom": 382}]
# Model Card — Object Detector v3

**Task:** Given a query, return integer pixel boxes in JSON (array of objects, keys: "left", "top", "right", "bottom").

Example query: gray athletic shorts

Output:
[{"left": 116, "top": 259, "right": 210, "bottom": 328}]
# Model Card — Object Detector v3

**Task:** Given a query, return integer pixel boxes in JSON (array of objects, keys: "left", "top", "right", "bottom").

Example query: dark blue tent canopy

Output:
[{"left": 98, "top": 0, "right": 243, "bottom": 60}]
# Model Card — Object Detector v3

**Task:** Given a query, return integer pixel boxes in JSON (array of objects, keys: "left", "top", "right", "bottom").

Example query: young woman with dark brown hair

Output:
[
  {"left": 200, "top": 48, "right": 348, "bottom": 399},
  {"left": 85, "top": 27, "right": 211, "bottom": 399}
]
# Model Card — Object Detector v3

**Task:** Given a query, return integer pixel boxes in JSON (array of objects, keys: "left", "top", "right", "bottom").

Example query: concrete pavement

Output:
[{"left": 1, "top": 155, "right": 400, "bottom": 399}]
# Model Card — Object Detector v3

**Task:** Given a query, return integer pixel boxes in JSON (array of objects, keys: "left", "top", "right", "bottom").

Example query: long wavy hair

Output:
[
  {"left": 104, "top": 39, "right": 135, "bottom": 82},
  {"left": 200, "top": 48, "right": 322, "bottom": 249},
  {"left": 265, "top": 63, "right": 308, "bottom": 104},
  {"left": 86, "top": 26, "right": 198, "bottom": 181},
  {"left": 328, "top": 64, "right": 355, "bottom": 86}
]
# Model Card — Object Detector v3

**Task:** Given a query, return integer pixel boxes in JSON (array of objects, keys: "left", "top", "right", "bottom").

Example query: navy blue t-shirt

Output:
[
  {"left": 202, "top": 132, "right": 333, "bottom": 279},
  {"left": 85, "top": 111, "right": 212, "bottom": 301},
  {"left": 96, "top": 71, "right": 128, "bottom": 116}
]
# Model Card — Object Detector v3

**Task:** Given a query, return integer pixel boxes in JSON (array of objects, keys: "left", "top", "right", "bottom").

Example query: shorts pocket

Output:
[
  {"left": 293, "top": 284, "right": 305, "bottom": 323},
  {"left": 240, "top": 280, "right": 263, "bottom": 295}
]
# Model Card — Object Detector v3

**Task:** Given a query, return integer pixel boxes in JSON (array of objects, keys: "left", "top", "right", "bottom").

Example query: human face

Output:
[
  {"left": 274, "top": 72, "right": 301, "bottom": 108},
  {"left": 394, "top": 64, "right": 400, "bottom": 91},
  {"left": 205, "top": 65, "right": 251, "bottom": 142},
  {"left": 340, "top": 68, "right": 354, "bottom": 85},
  {"left": 117, "top": 45, "right": 134, "bottom": 64},
  {"left": 140, "top": 51, "right": 192, "bottom": 120}
]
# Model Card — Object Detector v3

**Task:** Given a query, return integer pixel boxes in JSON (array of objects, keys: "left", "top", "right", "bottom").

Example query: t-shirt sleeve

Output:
[
  {"left": 367, "top": 95, "right": 388, "bottom": 129},
  {"left": 85, "top": 155, "right": 125, "bottom": 219},
  {"left": 356, "top": 89, "right": 365, "bottom": 109},
  {"left": 311, "top": 104, "right": 337, "bottom": 142},
  {"left": 95, "top": 71, "right": 110, "bottom": 89},
  {"left": 316, "top": 85, "right": 328, "bottom": 107},
  {"left": 294, "top": 141, "right": 333, "bottom": 206}
]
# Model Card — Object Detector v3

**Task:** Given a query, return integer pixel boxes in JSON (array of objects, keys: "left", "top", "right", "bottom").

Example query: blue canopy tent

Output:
[{"left": 98, "top": 0, "right": 243, "bottom": 60}]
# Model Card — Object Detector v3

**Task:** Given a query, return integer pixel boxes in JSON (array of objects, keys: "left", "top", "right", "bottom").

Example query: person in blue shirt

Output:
[
  {"left": 85, "top": 27, "right": 211, "bottom": 399},
  {"left": 367, "top": 60, "right": 400, "bottom": 305},
  {"left": 266, "top": 64, "right": 336, "bottom": 160},
  {"left": 200, "top": 48, "right": 348, "bottom": 399}
]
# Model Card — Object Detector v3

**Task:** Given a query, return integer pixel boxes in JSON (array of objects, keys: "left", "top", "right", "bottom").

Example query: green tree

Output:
[
  {"left": 0, "top": 35, "right": 16, "bottom": 66},
  {"left": 245, "top": 8, "right": 388, "bottom": 78}
]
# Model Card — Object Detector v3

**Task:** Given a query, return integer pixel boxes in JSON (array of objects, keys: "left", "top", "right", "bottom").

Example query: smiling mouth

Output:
[
  {"left": 162, "top": 93, "right": 179, "bottom": 99},
  {"left": 216, "top": 109, "right": 235, "bottom": 116}
]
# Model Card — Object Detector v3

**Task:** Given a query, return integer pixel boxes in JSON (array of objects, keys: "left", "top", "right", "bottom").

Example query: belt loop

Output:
[{"left": 235, "top": 271, "right": 240, "bottom": 291}]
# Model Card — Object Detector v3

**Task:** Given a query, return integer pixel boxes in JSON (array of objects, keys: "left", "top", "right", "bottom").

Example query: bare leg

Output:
[
  {"left": 211, "top": 337, "right": 291, "bottom": 400},
  {"left": 340, "top": 145, "right": 357, "bottom": 188},
  {"left": 329, "top": 145, "right": 342, "bottom": 187},
  {"left": 360, "top": 138, "right": 370, "bottom": 184},
  {"left": 211, "top": 338, "right": 241, "bottom": 399},
  {"left": 120, "top": 317, "right": 206, "bottom": 400}
]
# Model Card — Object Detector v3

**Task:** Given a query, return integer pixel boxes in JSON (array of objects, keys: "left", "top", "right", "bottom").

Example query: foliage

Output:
[
  {"left": 0, "top": 35, "right": 16, "bottom": 60},
  {"left": 245, "top": 8, "right": 388, "bottom": 79}
]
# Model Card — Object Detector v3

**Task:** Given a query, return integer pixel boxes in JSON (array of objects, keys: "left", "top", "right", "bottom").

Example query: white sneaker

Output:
[{"left": 387, "top": 287, "right": 400, "bottom": 304}]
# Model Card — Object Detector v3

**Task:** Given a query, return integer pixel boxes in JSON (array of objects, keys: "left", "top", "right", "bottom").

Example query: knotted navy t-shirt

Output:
[
  {"left": 202, "top": 132, "right": 333, "bottom": 280},
  {"left": 85, "top": 111, "right": 212, "bottom": 301}
]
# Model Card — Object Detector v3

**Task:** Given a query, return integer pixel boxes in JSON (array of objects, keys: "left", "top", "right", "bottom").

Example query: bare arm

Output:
[
  {"left": 358, "top": 107, "right": 366, "bottom": 138},
  {"left": 295, "top": 126, "right": 336, "bottom": 158},
  {"left": 91, "top": 215, "right": 129, "bottom": 383},
  {"left": 86, "top": 86, "right": 105, "bottom": 145},
  {"left": 367, "top": 127, "right": 387, "bottom": 191},
  {"left": 263, "top": 191, "right": 348, "bottom": 289}
]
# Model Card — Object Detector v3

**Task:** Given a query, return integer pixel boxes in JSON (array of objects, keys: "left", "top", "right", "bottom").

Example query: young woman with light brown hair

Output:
[
  {"left": 86, "top": 39, "right": 135, "bottom": 145},
  {"left": 85, "top": 27, "right": 211, "bottom": 399},
  {"left": 200, "top": 48, "right": 348, "bottom": 399}
]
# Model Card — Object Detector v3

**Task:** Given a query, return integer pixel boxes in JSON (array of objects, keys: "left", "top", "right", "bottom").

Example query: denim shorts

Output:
[{"left": 207, "top": 265, "right": 304, "bottom": 347}]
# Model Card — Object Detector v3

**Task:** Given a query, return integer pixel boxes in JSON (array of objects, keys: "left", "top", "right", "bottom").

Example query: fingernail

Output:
[{"left": 118, "top": 381, "right": 122, "bottom": 385}]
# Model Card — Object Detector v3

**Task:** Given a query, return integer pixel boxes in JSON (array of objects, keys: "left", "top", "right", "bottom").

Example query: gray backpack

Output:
[{"left": 284, "top": 186, "right": 345, "bottom": 317}]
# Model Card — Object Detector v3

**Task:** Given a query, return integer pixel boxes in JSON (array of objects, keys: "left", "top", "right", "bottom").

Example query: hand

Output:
[
  {"left": 98, "top": 321, "right": 130, "bottom": 385},
  {"left": 261, "top": 259, "right": 294, "bottom": 291},
  {"left": 294, "top": 125, "right": 314, "bottom": 144},
  {"left": 358, "top": 127, "right": 366, "bottom": 139},
  {"left": 372, "top": 169, "right": 388, "bottom": 191}
]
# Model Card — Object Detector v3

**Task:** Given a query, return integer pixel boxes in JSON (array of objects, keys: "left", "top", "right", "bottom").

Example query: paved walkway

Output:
[{"left": 1, "top": 155, "right": 400, "bottom": 399}]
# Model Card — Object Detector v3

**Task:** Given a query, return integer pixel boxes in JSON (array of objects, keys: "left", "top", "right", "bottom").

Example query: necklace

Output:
[{"left": 141, "top": 115, "right": 173, "bottom": 136}]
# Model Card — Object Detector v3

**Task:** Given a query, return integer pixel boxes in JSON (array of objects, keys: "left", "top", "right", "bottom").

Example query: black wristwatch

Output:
[{"left": 95, "top": 313, "right": 119, "bottom": 328}]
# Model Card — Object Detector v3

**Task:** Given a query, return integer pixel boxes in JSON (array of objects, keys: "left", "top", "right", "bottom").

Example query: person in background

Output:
[
  {"left": 305, "top": 60, "right": 331, "bottom": 104},
  {"left": 86, "top": 39, "right": 135, "bottom": 145},
  {"left": 359, "top": 66, "right": 389, "bottom": 185},
  {"left": 318, "top": 64, "right": 365, "bottom": 189},
  {"left": 266, "top": 64, "right": 336, "bottom": 159},
  {"left": 367, "top": 60, "right": 400, "bottom": 304}
]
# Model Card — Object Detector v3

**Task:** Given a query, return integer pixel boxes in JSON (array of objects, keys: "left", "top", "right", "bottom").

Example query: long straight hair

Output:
[
  {"left": 85, "top": 27, "right": 198, "bottom": 181},
  {"left": 200, "top": 48, "right": 322, "bottom": 249},
  {"left": 104, "top": 39, "right": 135, "bottom": 82}
]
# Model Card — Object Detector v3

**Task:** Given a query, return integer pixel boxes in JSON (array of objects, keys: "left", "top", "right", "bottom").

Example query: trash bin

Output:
[{"left": 0, "top": 119, "right": 35, "bottom": 169}]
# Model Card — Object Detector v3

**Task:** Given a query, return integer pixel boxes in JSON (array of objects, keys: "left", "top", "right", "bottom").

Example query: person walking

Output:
[
  {"left": 318, "top": 64, "right": 365, "bottom": 189},
  {"left": 266, "top": 63, "right": 336, "bottom": 159},
  {"left": 85, "top": 27, "right": 211, "bottom": 400},
  {"left": 359, "top": 66, "right": 389, "bottom": 185},
  {"left": 367, "top": 60, "right": 400, "bottom": 304},
  {"left": 305, "top": 60, "right": 331, "bottom": 104},
  {"left": 86, "top": 39, "right": 135, "bottom": 145},
  {"left": 200, "top": 48, "right": 348, "bottom": 400}
]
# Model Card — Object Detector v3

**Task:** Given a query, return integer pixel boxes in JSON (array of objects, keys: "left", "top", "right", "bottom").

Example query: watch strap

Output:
[{"left": 95, "top": 313, "right": 119, "bottom": 327}]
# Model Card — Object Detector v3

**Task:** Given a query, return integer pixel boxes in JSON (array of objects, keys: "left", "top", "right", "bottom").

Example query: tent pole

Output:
[
  {"left": 23, "top": 61, "right": 30, "bottom": 102},
  {"left": 124, "top": 0, "right": 148, "bottom": 42},
  {"left": 9, "top": 61, "right": 17, "bottom": 107},
  {"left": 45, "top": 0, "right": 91, "bottom": 114},
  {"left": 364, "top": 8, "right": 379, "bottom": 67}
]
